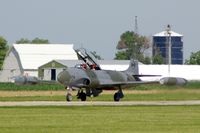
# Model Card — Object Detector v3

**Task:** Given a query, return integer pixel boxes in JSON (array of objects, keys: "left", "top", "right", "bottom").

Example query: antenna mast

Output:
[{"left": 134, "top": 16, "right": 138, "bottom": 34}]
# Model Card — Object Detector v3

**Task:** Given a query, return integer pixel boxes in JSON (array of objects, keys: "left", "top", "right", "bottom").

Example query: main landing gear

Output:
[
  {"left": 66, "top": 87, "right": 124, "bottom": 102},
  {"left": 77, "top": 90, "right": 87, "bottom": 101},
  {"left": 114, "top": 88, "right": 124, "bottom": 102}
]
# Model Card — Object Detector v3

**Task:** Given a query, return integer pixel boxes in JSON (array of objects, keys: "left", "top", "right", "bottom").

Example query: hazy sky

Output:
[{"left": 0, "top": 0, "right": 199, "bottom": 60}]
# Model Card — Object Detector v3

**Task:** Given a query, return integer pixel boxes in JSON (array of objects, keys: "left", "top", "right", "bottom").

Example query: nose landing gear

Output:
[
  {"left": 66, "top": 87, "right": 73, "bottom": 102},
  {"left": 66, "top": 93, "right": 73, "bottom": 102}
]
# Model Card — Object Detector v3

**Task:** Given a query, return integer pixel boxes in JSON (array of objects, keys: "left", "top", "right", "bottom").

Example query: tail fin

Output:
[{"left": 125, "top": 59, "right": 139, "bottom": 75}]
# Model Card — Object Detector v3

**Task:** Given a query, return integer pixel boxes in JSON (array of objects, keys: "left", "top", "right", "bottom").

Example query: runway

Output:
[{"left": 1, "top": 100, "right": 200, "bottom": 106}]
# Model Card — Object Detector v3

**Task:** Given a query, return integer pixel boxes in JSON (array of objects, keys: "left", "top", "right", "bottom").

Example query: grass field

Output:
[
  {"left": 0, "top": 81, "right": 200, "bottom": 91},
  {"left": 1, "top": 89, "right": 200, "bottom": 101},
  {"left": 0, "top": 82, "right": 200, "bottom": 101},
  {"left": 0, "top": 82, "right": 63, "bottom": 91},
  {"left": 0, "top": 106, "right": 200, "bottom": 133},
  {"left": 0, "top": 83, "right": 200, "bottom": 133}
]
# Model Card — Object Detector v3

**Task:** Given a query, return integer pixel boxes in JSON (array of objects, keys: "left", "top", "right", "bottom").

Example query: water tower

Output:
[{"left": 153, "top": 28, "right": 183, "bottom": 64}]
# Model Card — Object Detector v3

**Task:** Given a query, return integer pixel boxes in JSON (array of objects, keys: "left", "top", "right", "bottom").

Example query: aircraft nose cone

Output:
[{"left": 57, "top": 70, "right": 71, "bottom": 85}]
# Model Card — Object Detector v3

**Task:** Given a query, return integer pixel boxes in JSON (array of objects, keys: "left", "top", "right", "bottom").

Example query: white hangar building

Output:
[{"left": 0, "top": 44, "right": 78, "bottom": 82}]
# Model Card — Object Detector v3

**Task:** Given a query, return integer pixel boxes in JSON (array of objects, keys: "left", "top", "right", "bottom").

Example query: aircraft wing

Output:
[
  {"left": 125, "top": 80, "right": 159, "bottom": 85},
  {"left": 97, "top": 80, "right": 159, "bottom": 88},
  {"left": 98, "top": 77, "right": 187, "bottom": 88}
]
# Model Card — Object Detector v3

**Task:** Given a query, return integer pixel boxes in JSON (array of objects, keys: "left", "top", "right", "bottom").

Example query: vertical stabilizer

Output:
[{"left": 125, "top": 59, "right": 139, "bottom": 75}]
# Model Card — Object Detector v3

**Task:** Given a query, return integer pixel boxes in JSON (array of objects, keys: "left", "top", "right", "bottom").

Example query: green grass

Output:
[
  {"left": 0, "top": 81, "right": 200, "bottom": 102},
  {"left": 0, "top": 81, "right": 200, "bottom": 91},
  {"left": 1, "top": 91, "right": 200, "bottom": 101},
  {"left": 0, "top": 82, "right": 64, "bottom": 91},
  {"left": 0, "top": 96, "right": 65, "bottom": 101},
  {"left": 0, "top": 106, "right": 200, "bottom": 133},
  {"left": 131, "top": 81, "right": 200, "bottom": 90}
]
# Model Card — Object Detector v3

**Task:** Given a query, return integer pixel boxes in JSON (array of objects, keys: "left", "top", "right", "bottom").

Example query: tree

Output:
[
  {"left": 16, "top": 38, "right": 30, "bottom": 44},
  {"left": 0, "top": 36, "right": 8, "bottom": 69},
  {"left": 115, "top": 31, "right": 151, "bottom": 63},
  {"left": 16, "top": 37, "right": 49, "bottom": 44},
  {"left": 152, "top": 54, "right": 164, "bottom": 64},
  {"left": 115, "top": 51, "right": 129, "bottom": 60},
  {"left": 185, "top": 51, "right": 200, "bottom": 64},
  {"left": 31, "top": 37, "right": 49, "bottom": 44},
  {"left": 144, "top": 56, "right": 151, "bottom": 64}
]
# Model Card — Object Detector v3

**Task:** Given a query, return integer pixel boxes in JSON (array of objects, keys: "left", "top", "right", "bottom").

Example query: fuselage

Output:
[{"left": 57, "top": 67, "right": 136, "bottom": 89}]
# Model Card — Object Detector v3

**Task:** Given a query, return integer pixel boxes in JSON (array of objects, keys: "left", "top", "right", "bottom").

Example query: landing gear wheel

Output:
[
  {"left": 77, "top": 90, "right": 87, "bottom": 101},
  {"left": 114, "top": 92, "right": 120, "bottom": 102},
  {"left": 80, "top": 92, "right": 87, "bottom": 101},
  {"left": 66, "top": 93, "right": 73, "bottom": 102}
]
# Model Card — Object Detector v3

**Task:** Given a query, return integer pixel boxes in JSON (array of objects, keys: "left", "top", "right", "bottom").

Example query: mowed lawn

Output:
[
  {"left": 0, "top": 106, "right": 200, "bottom": 133},
  {"left": 1, "top": 82, "right": 200, "bottom": 101},
  {"left": 1, "top": 89, "right": 200, "bottom": 101}
]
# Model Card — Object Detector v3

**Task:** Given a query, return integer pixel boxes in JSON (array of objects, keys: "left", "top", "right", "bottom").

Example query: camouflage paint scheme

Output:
[
  {"left": 57, "top": 60, "right": 146, "bottom": 89},
  {"left": 57, "top": 60, "right": 158, "bottom": 101}
]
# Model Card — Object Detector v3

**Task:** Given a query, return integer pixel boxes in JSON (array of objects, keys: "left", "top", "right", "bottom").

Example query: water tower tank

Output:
[{"left": 153, "top": 31, "right": 183, "bottom": 64}]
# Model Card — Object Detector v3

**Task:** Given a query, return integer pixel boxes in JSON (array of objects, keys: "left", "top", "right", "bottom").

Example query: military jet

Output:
[
  {"left": 57, "top": 59, "right": 156, "bottom": 101},
  {"left": 13, "top": 59, "right": 186, "bottom": 102}
]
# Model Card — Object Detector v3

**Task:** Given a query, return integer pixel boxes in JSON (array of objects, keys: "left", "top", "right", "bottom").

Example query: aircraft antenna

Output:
[{"left": 132, "top": 16, "right": 138, "bottom": 60}]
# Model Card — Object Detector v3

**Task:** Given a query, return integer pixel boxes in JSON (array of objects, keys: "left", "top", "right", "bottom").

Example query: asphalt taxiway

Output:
[{"left": 1, "top": 101, "right": 200, "bottom": 106}]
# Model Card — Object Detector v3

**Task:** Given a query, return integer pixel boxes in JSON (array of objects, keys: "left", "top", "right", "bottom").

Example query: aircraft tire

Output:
[
  {"left": 114, "top": 92, "right": 120, "bottom": 102},
  {"left": 80, "top": 92, "right": 87, "bottom": 101},
  {"left": 66, "top": 93, "right": 73, "bottom": 102}
]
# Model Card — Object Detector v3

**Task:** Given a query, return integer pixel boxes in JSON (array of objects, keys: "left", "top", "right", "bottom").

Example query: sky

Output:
[{"left": 0, "top": 0, "right": 200, "bottom": 60}]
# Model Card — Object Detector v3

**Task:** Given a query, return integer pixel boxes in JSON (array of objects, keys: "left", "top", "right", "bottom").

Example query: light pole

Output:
[
  {"left": 166, "top": 25, "right": 171, "bottom": 76},
  {"left": 159, "top": 25, "right": 187, "bottom": 86}
]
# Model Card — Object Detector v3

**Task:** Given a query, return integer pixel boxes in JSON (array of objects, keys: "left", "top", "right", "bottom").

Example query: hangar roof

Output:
[{"left": 12, "top": 44, "right": 78, "bottom": 69}]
